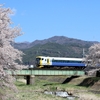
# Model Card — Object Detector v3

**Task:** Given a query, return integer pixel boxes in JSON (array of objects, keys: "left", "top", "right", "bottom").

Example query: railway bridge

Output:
[{"left": 6, "top": 69, "right": 85, "bottom": 85}]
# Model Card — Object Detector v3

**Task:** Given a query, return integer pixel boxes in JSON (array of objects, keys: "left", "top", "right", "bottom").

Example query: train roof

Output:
[{"left": 36, "top": 56, "right": 84, "bottom": 61}]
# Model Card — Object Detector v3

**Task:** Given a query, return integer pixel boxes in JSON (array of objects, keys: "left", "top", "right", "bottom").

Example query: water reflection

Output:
[
  {"left": 44, "top": 91, "right": 78, "bottom": 100},
  {"left": 56, "top": 91, "right": 69, "bottom": 97}
]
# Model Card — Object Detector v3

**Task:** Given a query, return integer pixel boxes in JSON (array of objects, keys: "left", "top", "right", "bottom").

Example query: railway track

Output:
[{"left": 28, "top": 67, "right": 85, "bottom": 71}]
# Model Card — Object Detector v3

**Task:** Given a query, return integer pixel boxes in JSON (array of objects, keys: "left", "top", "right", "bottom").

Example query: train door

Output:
[{"left": 47, "top": 58, "right": 50, "bottom": 65}]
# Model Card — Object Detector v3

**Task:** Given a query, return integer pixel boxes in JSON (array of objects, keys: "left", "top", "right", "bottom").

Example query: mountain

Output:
[
  {"left": 14, "top": 36, "right": 97, "bottom": 50},
  {"left": 14, "top": 41, "right": 30, "bottom": 49},
  {"left": 14, "top": 36, "right": 98, "bottom": 65}
]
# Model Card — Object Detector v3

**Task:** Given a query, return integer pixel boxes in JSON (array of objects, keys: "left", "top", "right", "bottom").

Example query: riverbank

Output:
[{"left": 14, "top": 75, "right": 100, "bottom": 100}]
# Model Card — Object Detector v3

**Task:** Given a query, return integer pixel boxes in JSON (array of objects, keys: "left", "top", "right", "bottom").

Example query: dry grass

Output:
[
  {"left": 12, "top": 76, "right": 100, "bottom": 100},
  {"left": 15, "top": 91, "right": 64, "bottom": 100},
  {"left": 78, "top": 93, "right": 100, "bottom": 100}
]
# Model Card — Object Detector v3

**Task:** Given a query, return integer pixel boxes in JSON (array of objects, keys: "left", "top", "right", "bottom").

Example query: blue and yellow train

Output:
[{"left": 36, "top": 56, "right": 86, "bottom": 69}]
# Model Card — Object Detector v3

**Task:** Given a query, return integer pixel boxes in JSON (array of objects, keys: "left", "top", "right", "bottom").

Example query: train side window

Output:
[
  {"left": 42, "top": 58, "right": 44, "bottom": 60},
  {"left": 67, "top": 60, "right": 69, "bottom": 62}
]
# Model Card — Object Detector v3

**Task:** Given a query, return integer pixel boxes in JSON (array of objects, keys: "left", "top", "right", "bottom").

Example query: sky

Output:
[{"left": 1, "top": 0, "right": 100, "bottom": 42}]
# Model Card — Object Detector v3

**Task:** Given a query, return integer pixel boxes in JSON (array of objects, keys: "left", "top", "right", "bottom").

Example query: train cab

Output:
[{"left": 36, "top": 56, "right": 51, "bottom": 68}]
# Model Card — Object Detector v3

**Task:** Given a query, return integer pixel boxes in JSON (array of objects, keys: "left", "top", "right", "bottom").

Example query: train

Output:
[{"left": 36, "top": 56, "right": 86, "bottom": 69}]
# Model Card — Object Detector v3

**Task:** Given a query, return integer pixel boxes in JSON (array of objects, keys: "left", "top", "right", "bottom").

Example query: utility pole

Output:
[{"left": 83, "top": 48, "right": 85, "bottom": 58}]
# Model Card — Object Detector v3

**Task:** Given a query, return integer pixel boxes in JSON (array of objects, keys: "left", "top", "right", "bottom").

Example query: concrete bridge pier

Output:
[{"left": 26, "top": 75, "right": 35, "bottom": 85}]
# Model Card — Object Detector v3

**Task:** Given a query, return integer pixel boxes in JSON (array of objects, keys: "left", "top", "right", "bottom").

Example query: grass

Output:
[
  {"left": 14, "top": 79, "right": 65, "bottom": 100},
  {"left": 12, "top": 76, "right": 100, "bottom": 100}
]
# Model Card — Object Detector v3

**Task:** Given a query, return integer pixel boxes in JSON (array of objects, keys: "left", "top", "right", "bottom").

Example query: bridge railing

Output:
[{"left": 5, "top": 69, "right": 85, "bottom": 76}]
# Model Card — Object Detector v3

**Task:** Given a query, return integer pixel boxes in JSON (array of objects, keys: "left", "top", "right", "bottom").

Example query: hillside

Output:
[
  {"left": 14, "top": 36, "right": 98, "bottom": 65},
  {"left": 14, "top": 36, "right": 96, "bottom": 50}
]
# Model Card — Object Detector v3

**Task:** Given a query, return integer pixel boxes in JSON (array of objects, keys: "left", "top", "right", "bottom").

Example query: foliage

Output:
[{"left": 0, "top": 5, "right": 24, "bottom": 100}]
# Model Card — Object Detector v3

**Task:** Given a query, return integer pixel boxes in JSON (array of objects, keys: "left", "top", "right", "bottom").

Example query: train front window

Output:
[
  {"left": 36, "top": 58, "right": 41, "bottom": 61},
  {"left": 36, "top": 58, "right": 41, "bottom": 64}
]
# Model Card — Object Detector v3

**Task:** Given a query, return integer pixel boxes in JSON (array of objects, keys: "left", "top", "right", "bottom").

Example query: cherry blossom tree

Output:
[
  {"left": 0, "top": 5, "right": 24, "bottom": 100},
  {"left": 85, "top": 43, "right": 100, "bottom": 67}
]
